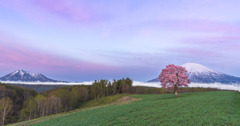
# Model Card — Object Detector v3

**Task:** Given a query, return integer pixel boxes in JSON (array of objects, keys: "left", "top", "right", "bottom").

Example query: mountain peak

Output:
[
  {"left": 11, "top": 70, "right": 40, "bottom": 77},
  {"left": 148, "top": 63, "right": 240, "bottom": 84},
  {"left": 0, "top": 70, "right": 63, "bottom": 82},
  {"left": 182, "top": 63, "right": 215, "bottom": 73}
]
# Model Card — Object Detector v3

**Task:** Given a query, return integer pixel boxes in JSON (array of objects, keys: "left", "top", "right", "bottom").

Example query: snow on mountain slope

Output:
[
  {"left": 182, "top": 63, "right": 215, "bottom": 73},
  {"left": 148, "top": 63, "right": 240, "bottom": 84},
  {"left": 0, "top": 70, "right": 64, "bottom": 82}
]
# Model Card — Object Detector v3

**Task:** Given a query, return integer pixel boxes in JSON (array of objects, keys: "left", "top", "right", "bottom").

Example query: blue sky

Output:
[{"left": 0, "top": 0, "right": 239, "bottom": 81}]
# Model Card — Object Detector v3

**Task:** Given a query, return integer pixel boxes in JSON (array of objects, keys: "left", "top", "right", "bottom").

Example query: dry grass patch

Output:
[{"left": 112, "top": 96, "right": 142, "bottom": 105}]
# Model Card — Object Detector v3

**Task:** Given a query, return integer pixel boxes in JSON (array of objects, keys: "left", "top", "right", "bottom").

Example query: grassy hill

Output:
[{"left": 11, "top": 91, "right": 240, "bottom": 126}]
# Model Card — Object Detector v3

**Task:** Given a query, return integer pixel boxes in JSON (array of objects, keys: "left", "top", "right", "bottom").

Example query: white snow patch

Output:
[
  {"left": 8, "top": 70, "right": 43, "bottom": 78},
  {"left": 182, "top": 63, "right": 216, "bottom": 73},
  {"left": 19, "top": 70, "right": 25, "bottom": 76},
  {"left": 11, "top": 70, "right": 19, "bottom": 76}
]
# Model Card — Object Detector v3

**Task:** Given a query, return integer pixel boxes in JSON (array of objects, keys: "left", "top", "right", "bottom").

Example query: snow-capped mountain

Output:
[
  {"left": 0, "top": 70, "right": 63, "bottom": 82},
  {"left": 148, "top": 63, "right": 240, "bottom": 84}
]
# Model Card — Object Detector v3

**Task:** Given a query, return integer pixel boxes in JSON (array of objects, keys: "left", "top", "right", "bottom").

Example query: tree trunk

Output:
[
  {"left": 2, "top": 107, "right": 6, "bottom": 126},
  {"left": 174, "top": 85, "right": 178, "bottom": 97},
  {"left": 174, "top": 90, "right": 178, "bottom": 97}
]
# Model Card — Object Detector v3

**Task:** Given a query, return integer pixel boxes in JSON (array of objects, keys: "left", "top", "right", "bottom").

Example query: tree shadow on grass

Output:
[
  {"left": 159, "top": 92, "right": 198, "bottom": 100},
  {"left": 157, "top": 95, "right": 178, "bottom": 100}
]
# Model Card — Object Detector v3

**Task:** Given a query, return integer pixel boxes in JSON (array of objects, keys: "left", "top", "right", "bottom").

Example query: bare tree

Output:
[{"left": 0, "top": 97, "right": 13, "bottom": 126}]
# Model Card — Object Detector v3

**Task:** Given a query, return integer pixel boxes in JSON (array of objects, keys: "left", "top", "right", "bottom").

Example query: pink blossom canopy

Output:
[{"left": 159, "top": 64, "right": 190, "bottom": 89}]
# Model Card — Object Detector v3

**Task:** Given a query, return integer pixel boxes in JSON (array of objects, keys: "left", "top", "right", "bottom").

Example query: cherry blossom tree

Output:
[{"left": 159, "top": 64, "right": 190, "bottom": 97}]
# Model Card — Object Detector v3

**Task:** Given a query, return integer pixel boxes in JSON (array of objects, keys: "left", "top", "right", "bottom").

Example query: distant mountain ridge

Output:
[
  {"left": 0, "top": 70, "right": 65, "bottom": 82},
  {"left": 148, "top": 63, "right": 240, "bottom": 84}
]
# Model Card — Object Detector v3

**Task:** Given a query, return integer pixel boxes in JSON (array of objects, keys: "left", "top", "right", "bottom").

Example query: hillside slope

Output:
[{"left": 12, "top": 91, "right": 240, "bottom": 126}]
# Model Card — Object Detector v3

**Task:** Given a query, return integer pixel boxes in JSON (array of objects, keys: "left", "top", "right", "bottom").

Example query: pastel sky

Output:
[{"left": 0, "top": 0, "right": 240, "bottom": 81}]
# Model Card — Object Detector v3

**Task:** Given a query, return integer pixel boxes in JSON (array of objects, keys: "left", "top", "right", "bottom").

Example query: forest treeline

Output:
[
  {"left": 0, "top": 78, "right": 220, "bottom": 125},
  {"left": 0, "top": 84, "right": 36, "bottom": 125}
]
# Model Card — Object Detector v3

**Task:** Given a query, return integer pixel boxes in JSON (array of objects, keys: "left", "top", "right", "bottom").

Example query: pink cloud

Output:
[
  {"left": 180, "top": 35, "right": 240, "bottom": 54},
  {"left": 183, "top": 36, "right": 240, "bottom": 45},
  {"left": 33, "top": 0, "right": 92, "bottom": 23},
  {"left": 171, "top": 48, "right": 224, "bottom": 58},
  {"left": 0, "top": 0, "right": 107, "bottom": 25},
  {"left": 127, "top": 19, "right": 240, "bottom": 33},
  {"left": 0, "top": 33, "right": 158, "bottom": 81},
  {"left": 0, "top": 36, "right": 121, "bottom": 75},
  {"left": 221, "top": 44, "right": 240, "bottom": 52},
  {"left": 164, "top": 19, "right": 240, "bottom": 33}
]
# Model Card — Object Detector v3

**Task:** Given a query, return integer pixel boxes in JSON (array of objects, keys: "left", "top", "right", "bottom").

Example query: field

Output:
[{"left": 12, "top": 91, "right": 240, "bottom": 126}]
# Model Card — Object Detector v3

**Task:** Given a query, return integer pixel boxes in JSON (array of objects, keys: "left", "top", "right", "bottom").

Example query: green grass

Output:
[{"left": 11, "top": 91, "right": 240, "bottom": 126}]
